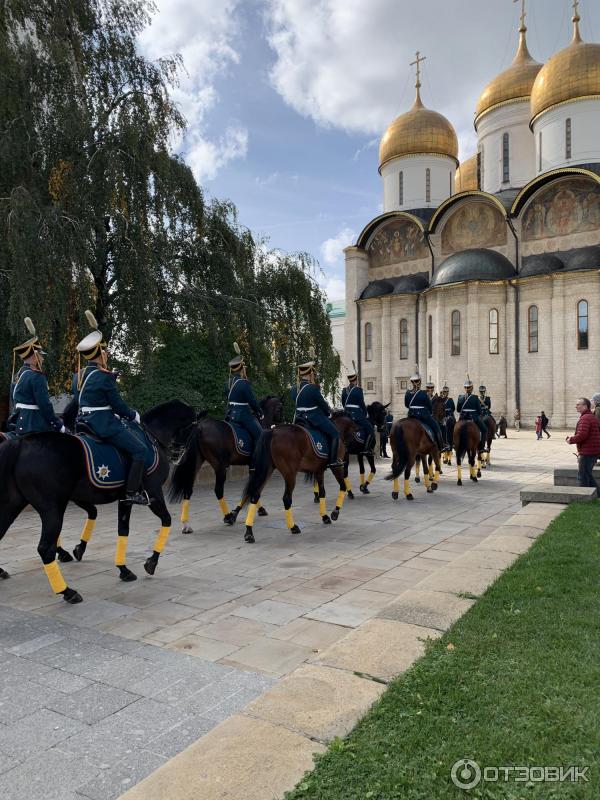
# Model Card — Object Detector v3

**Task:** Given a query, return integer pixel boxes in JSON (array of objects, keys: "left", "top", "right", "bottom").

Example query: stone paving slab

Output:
[{"left": 378, "top": 588, "right": 476, "bottom": 631}]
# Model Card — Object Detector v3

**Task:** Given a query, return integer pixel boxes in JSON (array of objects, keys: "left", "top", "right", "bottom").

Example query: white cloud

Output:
[
  {"left": 139, "top": 0, "right": 248, "bottom": 182},
  {"left": 322, "top": 276, "right": 345, "bottom": 302},
  {"left": 320, "top": 226, "right": 356, "bottom": 266}
]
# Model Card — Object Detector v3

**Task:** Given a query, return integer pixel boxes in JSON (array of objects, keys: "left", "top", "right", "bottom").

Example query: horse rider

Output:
[
  {"left": 74, "top": 318, "right": 148, "bottom": 505},
  {"left": 478, "top": 384, "right": 493, "bottom": 419},
  {"left": 291, "top": 360, "right": 344, "bottom": 469},
  {"left": 440, "top": 383, "right": 455, "bottom": 450},
  {"left": 11, "top": 318, "right": 64, "bottom": 435},
  {"left": 404, "top": 371, "right": 445, "bottom": 452},
  {"left": 425, "top": 377, "right": 436, "bottom": 399},
  {"left": 341, "top": 367, "right": 374, "bottom": 455},
  {"left": 457, "top": 377, "right": 488, "bottom": 451},
  {"left": 225, "top": 343, "right": 264, "bottom": 464}
]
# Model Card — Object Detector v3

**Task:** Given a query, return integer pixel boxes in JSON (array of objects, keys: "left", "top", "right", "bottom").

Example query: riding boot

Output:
[
  {"left": 124, "top": 459, "right": 149, "bottom": 505},
  {"left": 361, "top": 432, "right": 375, "bottom": 456},
  {"left": 327, "top": 433, "right": 344, "bottom": 469}
]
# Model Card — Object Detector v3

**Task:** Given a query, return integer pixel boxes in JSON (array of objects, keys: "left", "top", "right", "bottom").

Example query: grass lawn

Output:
[{"left": 285, "top": 503, "right": 600, "bottom": 799}]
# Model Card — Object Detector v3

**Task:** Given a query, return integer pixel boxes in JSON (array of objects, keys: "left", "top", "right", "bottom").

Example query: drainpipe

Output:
[
  {"left": 356, "top": 300, "right": 362, "bottom": 383},
  {"left": 424, "top": 229, "right": 435, "bottom": 280},
  {"left": 415, "top": 293, "right": 420, "bottom": 366},
  {"left": 507, "top": 217, "right": 520, "bottom": 412}
]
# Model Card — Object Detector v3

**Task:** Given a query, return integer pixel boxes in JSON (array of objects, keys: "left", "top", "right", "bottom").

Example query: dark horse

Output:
[
  {"left": 416, "top": 395, "right": 451, "bottom": 482},
  {"left": 481, "top": 416, "right": 497, "bottom": 468},
  {"left": 387, "top": 416, "right": 441, "bottom": 501},
  {"left": 0, "top": 400, "right": 197, "bottom": 602},
  {"left": 236, "top": 413, "right": 357, "bottom": 543},
  {"left": 337, "top": 401, "right": 390, "bottom": 499},
  {"left": 170, "top": 396, "right": 283, "bottom": 533},
  {"left": 453, "top": 418, "right": 481, "bottom": 486}
]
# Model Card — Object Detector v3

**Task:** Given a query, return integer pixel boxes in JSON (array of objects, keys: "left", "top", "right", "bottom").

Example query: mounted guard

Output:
[
  {"left": 457, "top": 376, "right": 487, "bottom": 452},
  {"left": 291, "top": 359, "right": 344, "bottom": 469},
  {"left": 478, "top": 384, "right": 493, "bottom": 419},
  {"left": 404, "top": 369, "right": 445, "bottom": 452},
  {"left": 225, "top": 342, "right": 264, "bottom": 467},
  {"left": 341, "top": 362, "right": 375, "bottom": 456}
]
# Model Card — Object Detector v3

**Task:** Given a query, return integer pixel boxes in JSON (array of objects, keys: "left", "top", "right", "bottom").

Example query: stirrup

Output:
[
  {"left": 124, "top": 490, "right": 149, "bottom": 506},
  {"left": 328, "top": 460, "right": 345, "bottom": 469}
]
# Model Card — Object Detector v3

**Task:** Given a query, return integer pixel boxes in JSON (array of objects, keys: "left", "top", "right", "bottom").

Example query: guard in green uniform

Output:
[
  {"left": 74, "top": 314, "right": 147, "bottom": 505},
  {"left": 11, "top": 318, "right": 64, "bottom": 435},
  {"left": 225, "top": 343, "right": 264, "bottom": 457},
  {"left": 291, "top": 361, "right": 344, "bottom": 468},
  {"left": 341, "top": 367, "right": 374, "bottom": 455},
  {"left": 457, "top": 378, "right": 487, "bottom": 451},
  {"left": 404, "top": 371, "right": 445, "bottom": 451}
]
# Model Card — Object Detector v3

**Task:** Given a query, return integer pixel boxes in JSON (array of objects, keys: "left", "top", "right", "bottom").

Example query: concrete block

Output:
[
  {"left": 378, "top": 589, "right": 476, "bottom": 631},
  {"left": 520, "top": 485, "right": 596, "bottom": 505},
  {"left": 554, "top": 467, "right": 600, "bottom": 486}
]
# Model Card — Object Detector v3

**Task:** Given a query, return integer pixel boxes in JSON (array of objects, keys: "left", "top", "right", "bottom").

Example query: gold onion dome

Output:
[
  {"left": 530, "top": 9, "right": 600, "bottom": 124},
  {"left": 379, "top": 85, "right": 458, "bottom": 171},
  {"left": 475, "top": 21, "right": 541, "bottom": 126},
  {"left": 455, "top": 154, "right": 478, "bottom": 192}
]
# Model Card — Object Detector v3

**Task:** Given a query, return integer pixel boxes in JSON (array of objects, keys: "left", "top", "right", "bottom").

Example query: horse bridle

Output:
[{"left": 142, "top": 418, "right": 198, "bottom": 465}]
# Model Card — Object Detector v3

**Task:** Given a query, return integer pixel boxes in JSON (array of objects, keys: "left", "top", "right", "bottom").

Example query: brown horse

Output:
[
  {"left": 453, "top": 419, "right": 481, "bottom": 485},
  {"left": 169, "top": 396, "right": 283, "bottom": 532},
  {"left": 387, "top": 417, "right": 441, "bottom": 501},
  {"left": 240, "top": 413, "right": 357, "bottom": 543},
  {"left": 481, "top": 415, "right": 497, "bottom": 468}
]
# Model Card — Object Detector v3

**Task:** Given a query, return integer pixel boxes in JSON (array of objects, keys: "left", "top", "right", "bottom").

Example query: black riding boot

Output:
[
  {"left": 125, "top": 459, "right": 148, "bottom": 505},
  {"left": 328, "top": 433, "right": 344, "bottom": 469},
  {"left": 362, "top": 432, "right": 375, "bottom": 456}
]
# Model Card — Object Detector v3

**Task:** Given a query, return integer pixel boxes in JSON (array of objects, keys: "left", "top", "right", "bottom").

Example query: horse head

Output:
[
  {"left": 261, "top": 395, "right": 284, "bottom": 426},
  {"left": 332, "top": 409, "right": 357, "bottom": 443},
  {"left": 431, "top": 395, "right": 446, "bottom": 422},
  {"left": 367, "top": 401, "right": 388, "bottom": 429},
  {"left": 141, "top": 399, "right": 198, "bottom": 459}
]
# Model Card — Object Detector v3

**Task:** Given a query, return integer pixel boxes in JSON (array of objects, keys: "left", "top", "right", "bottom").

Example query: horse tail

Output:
[
  {"left": 386, "top": 423, "right": 409, "bottom": 480},
  {"left": 456, "top": 421, "right": 469, "bottom": 463},
  {"left": 169, "top": 426, "right": 202, "bottom": 503},
  {"left": 243, "top": 429, "right": 274, "bottom": 500},
  {"left": 0, "top": 438, "right": 22, "bottom": 498}
]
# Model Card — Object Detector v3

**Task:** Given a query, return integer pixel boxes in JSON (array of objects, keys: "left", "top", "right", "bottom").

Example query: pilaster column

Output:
[
  {"left": 380, "top": 297, "right": 392, "bottom": 403},
  {"left": 344, "top": 246, "right": 369, "bottom": 378},
  {"left": 551, "top": 275, "right": 566, "bottom": 427},
  {"left": 467, "top": 282, "right": 479, "bottom": 382}
]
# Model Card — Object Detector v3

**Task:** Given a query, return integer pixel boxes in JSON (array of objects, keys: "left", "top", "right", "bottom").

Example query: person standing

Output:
[
  {"left": 497, "top": 415, "right": 508, "bottom": 438},
  {"left": 592, "top": 393, "right": 600, "bottom": 422},
  {"left": 540, "top": 410, "right": 551, "bottom": 438},
  {"left": 535, "top": 415, "right": 542, "bottom": 440},
  {"left": 566, "top": 398, "right": 600, "bottom": 492},
  {"left": 514, "top": 408, "right": 521, "bottom": 432}
]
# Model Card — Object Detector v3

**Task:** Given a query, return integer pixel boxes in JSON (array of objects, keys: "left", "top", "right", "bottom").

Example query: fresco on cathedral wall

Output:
[
  {"left": 441, "top": 202, "right": 506, "bottom": 254},
  {"left": 368, "top": 219, "right": 428, "bottom": 267},
  {"left": 522, "top": 177, "right": 600, "bottom": 242}
]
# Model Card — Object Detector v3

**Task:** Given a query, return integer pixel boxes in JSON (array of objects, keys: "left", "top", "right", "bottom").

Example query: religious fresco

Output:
[
  {"left": 368, "top": 218, "right": 428, "bottom": 267},
  {"left": 522, "top": 177, "right": 600, "bottom": 241},
  {"left": 441, "top": 202, "right": 506, "bottom": 254}
]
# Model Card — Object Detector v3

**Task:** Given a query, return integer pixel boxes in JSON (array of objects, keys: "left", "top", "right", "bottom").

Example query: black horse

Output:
[{"left": 0, "top": 400, "right": 197, "bottom": 603}]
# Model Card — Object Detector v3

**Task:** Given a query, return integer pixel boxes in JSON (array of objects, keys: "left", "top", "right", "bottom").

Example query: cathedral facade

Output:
[{"left": 344, "top": 4, "right": 600, "bottom": 427}]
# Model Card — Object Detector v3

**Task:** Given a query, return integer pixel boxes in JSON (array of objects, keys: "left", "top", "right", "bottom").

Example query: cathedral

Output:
[{"left": 343, "top": 2, "right": 600, "bottom": 427}]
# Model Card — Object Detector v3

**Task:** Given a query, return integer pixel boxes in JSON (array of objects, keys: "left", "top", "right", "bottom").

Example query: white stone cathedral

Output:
[{"left": 343, "top": 2, "right": 600, "bottom": 427}]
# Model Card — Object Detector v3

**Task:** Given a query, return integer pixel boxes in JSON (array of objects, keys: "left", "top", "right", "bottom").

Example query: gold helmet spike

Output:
[
  {"left": 233, "top": 341, "right": 241, "bottom": 355},
  {"left": 85, "top": 310, "right": 99, "bottom": 330},
  {"left": 24, "top": 317, "right": 36, "bottom": 336}
]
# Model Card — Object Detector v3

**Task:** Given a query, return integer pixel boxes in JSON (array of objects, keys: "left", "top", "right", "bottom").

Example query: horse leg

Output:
[
  {"left": 365, "top": 455, "right": 376, "bottom": 488},
  {"left": 317, "top": 473, "right": 331, "bottom": 525},
  {"left": 344, "top": 454, "right": 354, "bottom": 499},
  {"left": 72, "top": 502, "right": 98, "bottom": 561},
  {"left": 144, "top": 493, "right": 172, "bottom": 576},
  {"left": 283, "top": 476, "right": 301, "bottom": 534},
  {"left": 180, "top": 492, "right": 193, "bottom": 534},
  {"left": 212, "top": 467, "right": 233, "bottom": 525},
  {"left": 37, "top": 506, "right": 82, "bottom": 603},
  {"left": 358, "top": 454, "right": 368, "bottom": 493},
  {"left": 456, "top": 456, "right": 463, "bottom": 486},
  {"left": 414, "top": 456, "right": 421, "bottom": 483},
  {"left": 431, "top": 452, "right": 441, "bottom": 490},
  {"left": 313, "top": 479, "right": 320, "bottom": 504},
  {"left": 470, "top": 448, "right": 478, "bottom": 482},
  {"left": 423, "top": 462, "right": 432, "bottom": 493},
  {"left": 115, "top": 501, "right": 137, "bottom": 582},
  {"left": 0, "top": 498, "right": 27, "bottom": 580},
  {"left": 330, "top": 466, "right": 346, "bottom": 522},
  {"left": 244, "top": 465, "right": 274, "bottom": 544},
  {"left": 404, "top": 461, "right": 414, "bottom": 500}
]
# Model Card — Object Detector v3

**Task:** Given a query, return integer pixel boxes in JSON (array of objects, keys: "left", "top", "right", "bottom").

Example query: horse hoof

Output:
[
  {"left": 144, "top": 558, "right": 157, "bottom": 576},
  {"left": 290, "top": 524, "right": 301, "bottom": 535},
  {"left": 119, "top": 566, "right": 137, "bottom": 582},
  {"left": 457, "top": 479, "right": 463, "bottom": 486},
  {"left": 427, "top": 487, "right": 433, "bottom": 494},
  {"left": 244, "top": 527, "right": 255, "bottom": 543},
  {"left": 322, "top": 515, "right": 331, "bottom": 525},
  {"left": 181, "top": 524, "right": 194, "bottom": 534},
  {"left": 414, "top": 476, "right": 420, "bottom": 483},
  {"left": 439, "top": 469, "right": 444, "bottom": 475},
  {"left": 63, "top": 587, "right": 83, "bottom": 604},
  {"left": 331, "top": 510, "right": 339, "bottom": 521},
  {"left": 313, "top": 494, "right": 320, "bottom": 504},
  {"left": 391, "top": 491, "right": 399, "bottom": 500},
  {"left": 0, "top": 568, "right": 10, "bottom": 580},
  {"left": 432, "top": 482, "right": 438, "bottom": 491},
  {"left": 360, "top": 485, "right": 370, "bottom": 494},
  {"left": 471, "top": 476, "right": 478, "bottom": 483},
  {"left": 57, "top": 548, "right": 74, "bottom": 563},
  {"left": 406, "top": 493, "right": 414, "bottom": 501},
  {"left": 477, "top": 470, "right": 482, "bottom": 478},
  {"left": 72, "top": 543, "right": 85, "bottom": 562},
  {"left": 258, "top": 507, "right": 268, "bottom": 517},
  {"left": 223, "top": 514, "right": 235, "bottom": 526},
  {"left": 347, "top": 490, "right": 355, "bottom": 500}
]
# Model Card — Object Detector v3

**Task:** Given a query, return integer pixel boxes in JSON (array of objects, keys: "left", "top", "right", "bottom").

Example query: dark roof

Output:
[
  {"left": 561, "top": 245, "right": 600, "bottom": 272},
  {"left": 520, "top": 245, "right": 600, "bottom": 277},
  {"left": 405, "top": 208, "right": 436, "bottom": 223},
  {"left": 493, "top": 188, "right": 520, "bottom": 210},
  {"left": 520, "top": 253, "right": 564, "bottom": 277},
  {"left": 360, "top": 272, "right": 429, "bottom": 300},
  {"left": 431, "top": 248, "right": 516, "bottom": 288}
]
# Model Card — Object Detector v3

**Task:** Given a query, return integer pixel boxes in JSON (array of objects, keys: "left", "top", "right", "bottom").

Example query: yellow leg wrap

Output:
[
  {"left": 393, "top": 478, "right": 399, "bottom": 493},
  {"left": 285, "top": 508, "right": 295, "bottom": 529},
  {"left": 457, "top": 464, "right": 463, "bottom": 480},
  {"left": 434, "top": 470, "right": 440, "bottom": 483},
  {"left": 153, "top": 526, "right": 170, "bottom": 554},
  {"left": 218, "top": 497, "right": 230, "bottom": 516},
  {"left": 344, "top": 477, "right": 352, "bottom": 491},
  {"left": 319, "top": 498, "right": 327, "bottom": 516},
  {"left": 415, "top": 461, "right": 421, "bottom": 476},
  {"left": 313, "top": 481, "right": 319, "bottom": 494},
  {"left": 404, "top": 479, "right": 411, "bottom": 496},
  {"left": 359, "top": 472, "right": 365, "bottom": 485},
  {"left": 470, "top": 465, "right": 476, "bottom": 478},
  {"left": 115, "top": 535, "right": 128, "bottom": 567},
  {"left": 335, "top": 490, "right": 345, "bottom": 509},
  {"left": 423, "top": 472, "right": 430, "bottom": 489},
  {"left": 245, "top": 503, "right": 258, "bottom": 526},
  {"left": 180, "top": 499, "right": 190, "bottom": 523},
  {"left": 44, "top": 561, "right": 67, "bottom": 594},
  {"left": 429, "top": 463, "right": 434, "bottom": 478},
  {"left": 367, "top": 471, "right": 375, "bottom": 483},
  {"left": 56, "top": 535, "right": 63, "bottom": 548},
  {"left": 81, "top": 518, "right": 96, "bottom": 542},
  {"left": 477, "top": 459, "right": 482, "bottom": 471}
]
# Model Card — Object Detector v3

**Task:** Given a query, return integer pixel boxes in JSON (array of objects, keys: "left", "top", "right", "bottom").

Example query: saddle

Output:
[
  {"left": 294, "top": 421, "right": 329, "bottom": 459},
  {"left": 416, "top": 420, "right": 435, "bottom": 445},
  {"left": 225, "top": 421, "right": 253, "bottom": 457},
  {"left": 76, "top": 420, "right": 159, "bottom": 489}
]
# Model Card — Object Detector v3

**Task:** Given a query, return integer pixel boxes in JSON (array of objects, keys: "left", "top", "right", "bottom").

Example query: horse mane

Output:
[
  {"left": 259, "top": 395, "right": 280, "bottom": 409},
  {"left": 141, "top": 399, "right": 193, "bottom": 424},
  {"left": 331, "top": 409, "right": 351, "bottom": 419}
]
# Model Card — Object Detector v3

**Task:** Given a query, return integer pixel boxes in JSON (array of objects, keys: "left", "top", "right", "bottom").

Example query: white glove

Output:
[
  {"left": 134, "top": 411, "right": 141, "bottom": 424},
  {"left": 60, "top": 425, "right": 67, "bottom": 434}
]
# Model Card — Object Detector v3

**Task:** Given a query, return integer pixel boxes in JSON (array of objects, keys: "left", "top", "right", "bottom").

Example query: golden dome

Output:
[
  {"left": 379, "top": 87, "right": 458, "bottom": 171},
  {"left": 475, "top": 27, "right": 541, "bottom": 126},
  {"left": 530, "top": 14, "right": 600, "bottom": 124},
  {"left": 455, "top": 154, "right": 478, "bottom": 192}
]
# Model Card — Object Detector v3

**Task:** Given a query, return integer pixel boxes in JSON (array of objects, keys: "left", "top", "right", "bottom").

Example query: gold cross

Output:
[
  {"left": 572, "top": 0, "right": 580, "bottom": 20},
  {"left": 410, "top": 51, "right": 426, "bottom": 89},
  {"left": 513, "top": 0, "right": 526, "bottom": 31}
]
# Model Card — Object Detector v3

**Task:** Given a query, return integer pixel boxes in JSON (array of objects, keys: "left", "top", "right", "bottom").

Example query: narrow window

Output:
[
  {"left": 477, "top": 149, "right": 482, "bottom": 189},
  {"left": 428, "top": 314, "right": 433, "bottom": 359},
  {"left": 480, "top": 145, "right": 484, "bottom": 187},
  {"left": 426, "top": 168, "right": 431, "bottom": 203},
  {"left": 451, "top": 310, "right": 460, "bottom": 356},
  {"left": 577, "top": 300, "right": 589, "bottom": 350},
  {"left": 399, "top": 171, "right": 403, "bottom": 205},
  {"left": 538, "top": 132, "right": 542, "bottom": 172},
  {"left": 528, "top": 305, "right": 538, "bottom": 352},
  {"left": 449, "top": 171, "right": 453, "bottom": 196},
  {"left": 566, "top": 118, "right": 572, "bottom": 160},
  {"left": 399, "top": 318, "right": 408, "bottom": 359},
  {"left": 502, "top": 132, "right": 510, "bottom": 183},
  {"left": 489, "top": 308, "right": 499, "bottom": 354},
  {"left": 365, "top": 322, "right": 373, "bottom": 361}
]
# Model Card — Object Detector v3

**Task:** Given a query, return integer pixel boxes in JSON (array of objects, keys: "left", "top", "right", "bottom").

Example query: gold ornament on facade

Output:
[
  {"left": 530, "top": 3, "right": 600, "bottom": 124},
  {"left": 455, "top": 154, "right": 478, "bottom": 192}
]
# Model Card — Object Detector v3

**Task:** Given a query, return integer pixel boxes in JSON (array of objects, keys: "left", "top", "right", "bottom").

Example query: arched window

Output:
[
  {"left": 451, "top": 310, "right": 460, "bottom": 356},
  {"left": 426, "top": 168, "right": 431, "bottom": 203},
  {"left": 489, "top": 308, "right": 499, "bottom": 354},
  {"left": 528, "top": 305, "right": 538, "bottom": 352},
  {"left": 502, "top": 132, "right": 510, "bottom": 183},
  {"left": 399, "top": 171, "right": 404, "bottom": 205},
  {"left": 566, "top": 118, "right": 572, "bottom": 160},
  {"left": 428, "top": 315, "right": 433, "bottom": 359},
  {"left": 365, "top": 322, "right": 373, "bottom": 361},
  {"left": 578, "top": 300, "right": 589, "bottom": 350},
  {"left": 399, "top": 318, "right": 408, "bottom": 360}
]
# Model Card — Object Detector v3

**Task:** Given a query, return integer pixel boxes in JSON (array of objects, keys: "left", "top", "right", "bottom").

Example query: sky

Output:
[{"left": 139, "top": 0, "right": 600, "bottom": 302}]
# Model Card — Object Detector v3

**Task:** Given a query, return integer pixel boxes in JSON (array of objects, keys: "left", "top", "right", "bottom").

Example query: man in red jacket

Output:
[{"left": 566, "top": 398, "right": 600, "bottom": 492}]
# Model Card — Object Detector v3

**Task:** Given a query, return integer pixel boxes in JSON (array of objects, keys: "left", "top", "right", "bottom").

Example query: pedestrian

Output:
[
  {"left": 514, "top": 407, "right": 521, "bottom": 432},
  {"left": 497, "top": 414, "right": 508, "bottom": 438},
  {"left": 592, "top": 393, "right": 600, "bottom": 422},
  {"left": 566, "top": 398, "right": 600, "bottom": 492},
  {"left": 535, "top": 414, "right": 542, "bottom": 440},
  {"left": 540, "top": 410, "right": 551, "bottom": 438}
]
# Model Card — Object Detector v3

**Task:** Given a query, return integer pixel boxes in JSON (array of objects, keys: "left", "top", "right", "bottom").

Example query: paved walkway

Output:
[{"left": 0, "top": 430, "right": 574, "bottom": 799}]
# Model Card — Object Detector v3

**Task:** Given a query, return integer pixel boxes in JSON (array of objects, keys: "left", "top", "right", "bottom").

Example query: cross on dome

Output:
[{"left": 513, "top": 0, "right": 526, "bottom": 33}]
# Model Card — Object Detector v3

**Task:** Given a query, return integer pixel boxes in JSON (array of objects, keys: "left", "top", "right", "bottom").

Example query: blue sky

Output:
[{"left": 140, "top": 0, "right": 600, "bottom": 301}]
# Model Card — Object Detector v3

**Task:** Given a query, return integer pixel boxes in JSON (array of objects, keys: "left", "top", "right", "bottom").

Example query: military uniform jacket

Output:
[
  {"left": 444, "top": 397, "right": 456, "bottom": 416},
  {"left": 457, "top": 393, "right": 483, "bottom": 416},
  {"left": 404, "top": 388, "right": 432, "bottom": 419},
  {"left": 12, "top": 364, "right": 62, "bottom": 434},
  {"left": 479, "top": 396, "right": 492, "bottom": 415},
  {"left": 75, "top": 364, "right": 136, "bottom": 438},
  {"left": 385, "top": 413, "right": 393, "bottom": 435},
  {"left": 225, "top": 377, "right": 262, "bottom": 424},
  {"left": 291, "top": 380, "right": 331, "bottom": 425},
  {"left": 341, "top": 385, "right": 368, "bottom": 420}
]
